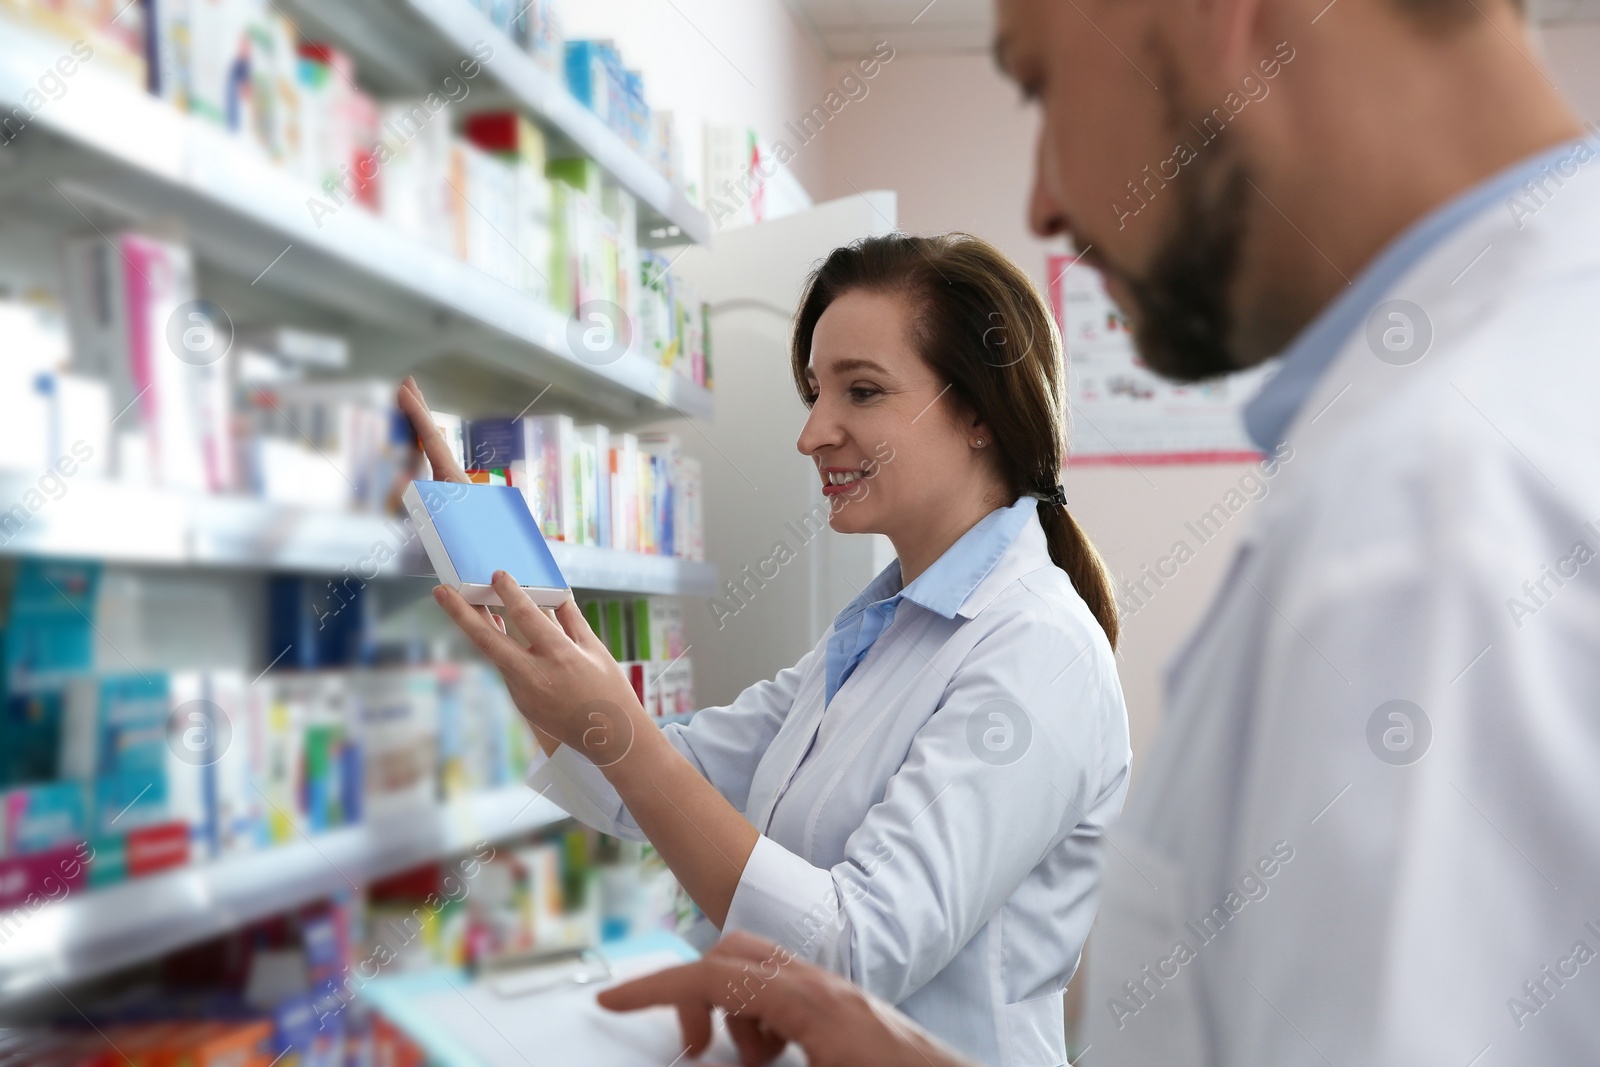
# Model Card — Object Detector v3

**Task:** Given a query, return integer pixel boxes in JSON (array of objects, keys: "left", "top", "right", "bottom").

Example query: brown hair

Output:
[{"left": 791, "top": 232, "right": 1120, "bottom": 650}]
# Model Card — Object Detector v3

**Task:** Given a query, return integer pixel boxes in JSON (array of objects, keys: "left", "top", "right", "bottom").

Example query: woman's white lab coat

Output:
[{"left": 530, "top": 506, "right": 1131, "bottom": 1066}]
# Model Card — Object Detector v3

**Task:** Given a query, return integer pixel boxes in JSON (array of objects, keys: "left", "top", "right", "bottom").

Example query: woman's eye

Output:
[{"left": 849, "top": 387, "right": 880, "bottom": 402}]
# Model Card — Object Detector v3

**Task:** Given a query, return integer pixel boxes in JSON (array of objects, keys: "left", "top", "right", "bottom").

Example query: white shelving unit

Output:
[
  {"left": 0, "top": 472, "right": 719, "bottom": 596},
  {"left": 0, "top": 0, "right": 719, "bottom": 1008},
  {"left": 280, "top": 0, "right": 711, "bottom": 246},
  {"left": 0, "top": 786, "right": 567, "bottom": 1000},
  {"left": 0, "top": 11, "right": 714, "bottom": 423}
]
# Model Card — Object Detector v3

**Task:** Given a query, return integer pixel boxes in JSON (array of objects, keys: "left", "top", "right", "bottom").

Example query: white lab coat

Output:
[
  {"left": 1085, "top": 167, "right": 1600, "bottom": 1063},
  {"left": 531, "top": 514, "right": 1131, "bottom": 1066}
]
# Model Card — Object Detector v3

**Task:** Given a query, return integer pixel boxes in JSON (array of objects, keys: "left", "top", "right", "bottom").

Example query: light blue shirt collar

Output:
[
  {"left": 824, "top": 495, "right": 1039, "bottom": 705},
  {"left": 1242, "top": 134, "right": 1598, "bottom": 452}
]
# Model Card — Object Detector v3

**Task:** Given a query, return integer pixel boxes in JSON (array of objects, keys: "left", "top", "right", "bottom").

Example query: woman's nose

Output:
[{"left": 796, "top": 398, "right": 843, "bottom": 457}]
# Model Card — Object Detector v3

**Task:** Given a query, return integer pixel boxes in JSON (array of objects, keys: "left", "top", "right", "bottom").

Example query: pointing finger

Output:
[
  {"left": 398, "top": 376, "right": 469, "bottom": 483},
  {"left": 597, "top": 961, "right": 714, "bottom": 1013}
]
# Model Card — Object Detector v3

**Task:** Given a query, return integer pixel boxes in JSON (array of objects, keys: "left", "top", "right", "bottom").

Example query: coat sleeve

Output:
[
  {"left": 526, "top": 647, "right": 819, "bottom": 839},
  {"left": 723, "top": 603, "right": 1128, "bottom": 1004}
]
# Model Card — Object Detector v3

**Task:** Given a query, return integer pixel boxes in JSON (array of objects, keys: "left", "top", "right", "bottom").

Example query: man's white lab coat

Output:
[{"left": 1086, "top": 164, "right": 1600, "bottom": 1065}]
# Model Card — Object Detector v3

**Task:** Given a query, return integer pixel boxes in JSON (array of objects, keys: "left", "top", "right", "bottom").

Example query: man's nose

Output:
[{"left": 1029, "top": 137, "right": 1070, "bottom": 239}]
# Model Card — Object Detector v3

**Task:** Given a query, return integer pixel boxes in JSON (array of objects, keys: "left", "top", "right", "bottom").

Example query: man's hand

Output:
[{"left": 598, "top": 932, "right": 974, "bottom": 1067}]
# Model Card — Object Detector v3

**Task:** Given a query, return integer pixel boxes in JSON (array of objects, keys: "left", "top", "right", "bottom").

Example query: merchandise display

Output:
[
  {"left": 577, "top": 595, "right": 696, "bottom": 718},
  {"left": 463, "top": 419, "right": 706, "bottom": 559},
  {"left": 2, "top": 1, "right": 712, "bottom": 380},
  {"left": 0, "top": 819, "right": 688, "bottom": 1064},
  {"left": 0, "top": 0, "right": 721, "bottom": 1046},
  {"left": 0, "top": 557, "right": 699, "bottom": 914}
]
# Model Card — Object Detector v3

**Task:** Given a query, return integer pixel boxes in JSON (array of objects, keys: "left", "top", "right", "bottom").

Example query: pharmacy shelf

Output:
[
  {"left": 282, "top": 0, "right": 711, "bottom": 246},
  {"left": 0, "top": 17, "right": 713, "bottom": 425},
  {"left": 0, "top": 472, "right": 719, "bottom": 596},
  {"left": 0, "top": 786, "right": 567, "bottom": 1002}
]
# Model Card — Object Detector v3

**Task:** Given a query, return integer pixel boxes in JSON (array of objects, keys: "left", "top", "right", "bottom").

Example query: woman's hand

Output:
[
  {"left": 398, "top": 375, "right": 471, "bottom": 483},
  {"left": 406, "top": 375, "right": 758, "bottom": 926},
  {"left": 598, "top": 932, "right": 973, "bottom": 1067},
  {"left": 433, "top": 572, "right": 645, "bottom": 766},
  {"left": 396, "top": 375, "right": 515, "bottom": 639}
]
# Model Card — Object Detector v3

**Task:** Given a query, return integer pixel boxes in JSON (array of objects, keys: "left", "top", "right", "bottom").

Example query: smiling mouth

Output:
[{"left": 820, "top": 464, "right": 877, "bottom": 495}]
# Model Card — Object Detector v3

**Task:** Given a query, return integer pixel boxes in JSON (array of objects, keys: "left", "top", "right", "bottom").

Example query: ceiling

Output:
[
  {"left": 785, "top": 0, "right": 1600, "bottom": 60},
  {"left": 782, "top": 0, "right": 995, "bottom": 59}
]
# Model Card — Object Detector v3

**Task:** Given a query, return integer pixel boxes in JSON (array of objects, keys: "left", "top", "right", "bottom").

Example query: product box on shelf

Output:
[
  {"left": 244, "top": 379, "right": 410, "bottom": 512},
  {"left": 604, "top": 432, "right": 636, "bottom": 554},
  {"left": 352, "top": 668, "right": 439, "bottom": 821},
  {"left": 464, "top": 413, "right": 707, "bottom": 554},
  {"left": 62, "top": 231, "right": 232, "bottom": 492},
  {"left": 2, "top": 778, "right": 85, "bottom": 856},
  {"left": 464, "top": 111, "right": 555, "bottom": 304},
  {"left": 637, "top": 434, "right": 680, "bottom": 558},
  {"left": 563, "top": 40, "right": 621, "bottom": 130},
  {"left": 3, "top": 560, "right": 99, "bottom": 685},
  {"left": 0, "top": 684, "right": 66, "bottom": 789},
  {"left": 379, "top": 97, "right": 456, "bottom": 252},
  {"left": 577, "top": 595, "right": 695, "bottom": 719},
  {"left": 5, "top": 0, "right": 148, "bottom": 86},
  {"left": 517, "top": 0, "right": 565, "bottom": 76},
  {"left": 570, "top": 421, "right": 601, "bottom": 548},
  {"left": 301, "top": 672, "right": 360, "bottom": 833},
  {"left": 57, "top": 669, "right": 251, "bottom": 862},
  {"left": 252, "top": 670, "right": 309, "bottom": 846}
]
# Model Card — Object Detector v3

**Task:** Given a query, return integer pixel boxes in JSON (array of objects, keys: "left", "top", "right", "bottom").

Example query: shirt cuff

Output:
[
  {"left": 724, "top": 835, "right": 847, "bottom": 965},
  {"left": 524, "top": 743, "right": 643, "bottom": 839}
]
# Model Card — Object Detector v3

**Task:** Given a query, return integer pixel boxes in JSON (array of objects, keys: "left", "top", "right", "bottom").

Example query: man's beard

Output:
[{"left": 1118, "top": 151, "right": 1253, "bottom": 383}]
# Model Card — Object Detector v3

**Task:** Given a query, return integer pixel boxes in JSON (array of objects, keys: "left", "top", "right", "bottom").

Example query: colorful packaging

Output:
[{"left": 3, "top": 780, "right": 87, "bottom": 856}]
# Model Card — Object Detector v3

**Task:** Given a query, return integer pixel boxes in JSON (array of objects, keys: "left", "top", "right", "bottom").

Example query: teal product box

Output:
[
  {"left": 88, "top": 833, "right": 127, "bottom": 887},
  {"left": 3, "top": 561, "right": 100, "bottom": 685},
  {"left": 3, "top": 780, "right": 87, "bottom": 855},
  {"left": 91, "top": 770, "right": 168, "bottom": 838},
  {"left": 61, "top": 674, "right": 172, "bottom": 780},
  {"left": 0, "top": 684, "right": 66, "bottom": 787}
]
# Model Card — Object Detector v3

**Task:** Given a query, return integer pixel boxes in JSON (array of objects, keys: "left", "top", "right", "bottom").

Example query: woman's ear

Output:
[{"left": 967, "top": 415, "right": 994, "bottom": 449}]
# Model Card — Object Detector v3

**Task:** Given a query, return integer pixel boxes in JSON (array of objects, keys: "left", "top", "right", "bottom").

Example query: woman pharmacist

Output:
[{"left": 399, "top": 232, "right": 1131, "bottom": 1067}]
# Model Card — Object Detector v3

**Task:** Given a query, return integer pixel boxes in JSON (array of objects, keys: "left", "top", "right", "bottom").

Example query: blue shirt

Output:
[
  {"left": 824, "top": 495, "right": 1040, "bottom": 705},
  {"left": 1242, "top": 136, "right": 1597, "bottom": 452}
]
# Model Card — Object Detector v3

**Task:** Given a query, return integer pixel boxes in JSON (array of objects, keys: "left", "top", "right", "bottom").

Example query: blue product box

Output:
[
  {"left": 464, "top": 417, "right": 525, "bottom": 473},
  {"left": 268, "top": 576, "right": 375, "bottom": 670}
]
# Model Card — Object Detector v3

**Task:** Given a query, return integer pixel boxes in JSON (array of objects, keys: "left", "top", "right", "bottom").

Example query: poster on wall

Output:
[{"left": 1048, "top": 252, "right": 1275, "bottom": 465}]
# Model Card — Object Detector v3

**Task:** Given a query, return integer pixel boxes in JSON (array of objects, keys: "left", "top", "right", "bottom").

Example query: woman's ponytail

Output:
[{"left": 1037, "top": 498, "right": 1119, "bottom": 650}]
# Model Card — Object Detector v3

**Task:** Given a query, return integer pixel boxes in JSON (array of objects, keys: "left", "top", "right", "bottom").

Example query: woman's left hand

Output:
[{"left": 434, "top": 571, "right": 646, "bottom": 768}]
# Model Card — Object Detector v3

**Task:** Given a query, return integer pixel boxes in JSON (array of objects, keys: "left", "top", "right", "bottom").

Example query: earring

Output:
[{"left": 973, "top": 437, "right": 986, "bottom": 447}]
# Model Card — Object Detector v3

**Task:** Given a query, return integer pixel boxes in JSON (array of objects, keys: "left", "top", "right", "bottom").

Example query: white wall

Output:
[
  {"left": 1541, "top": 22, "right": 1600, "bottom": 121},
  {"left": 558, "top": 0, "right": 833, "bottom": 198}
]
